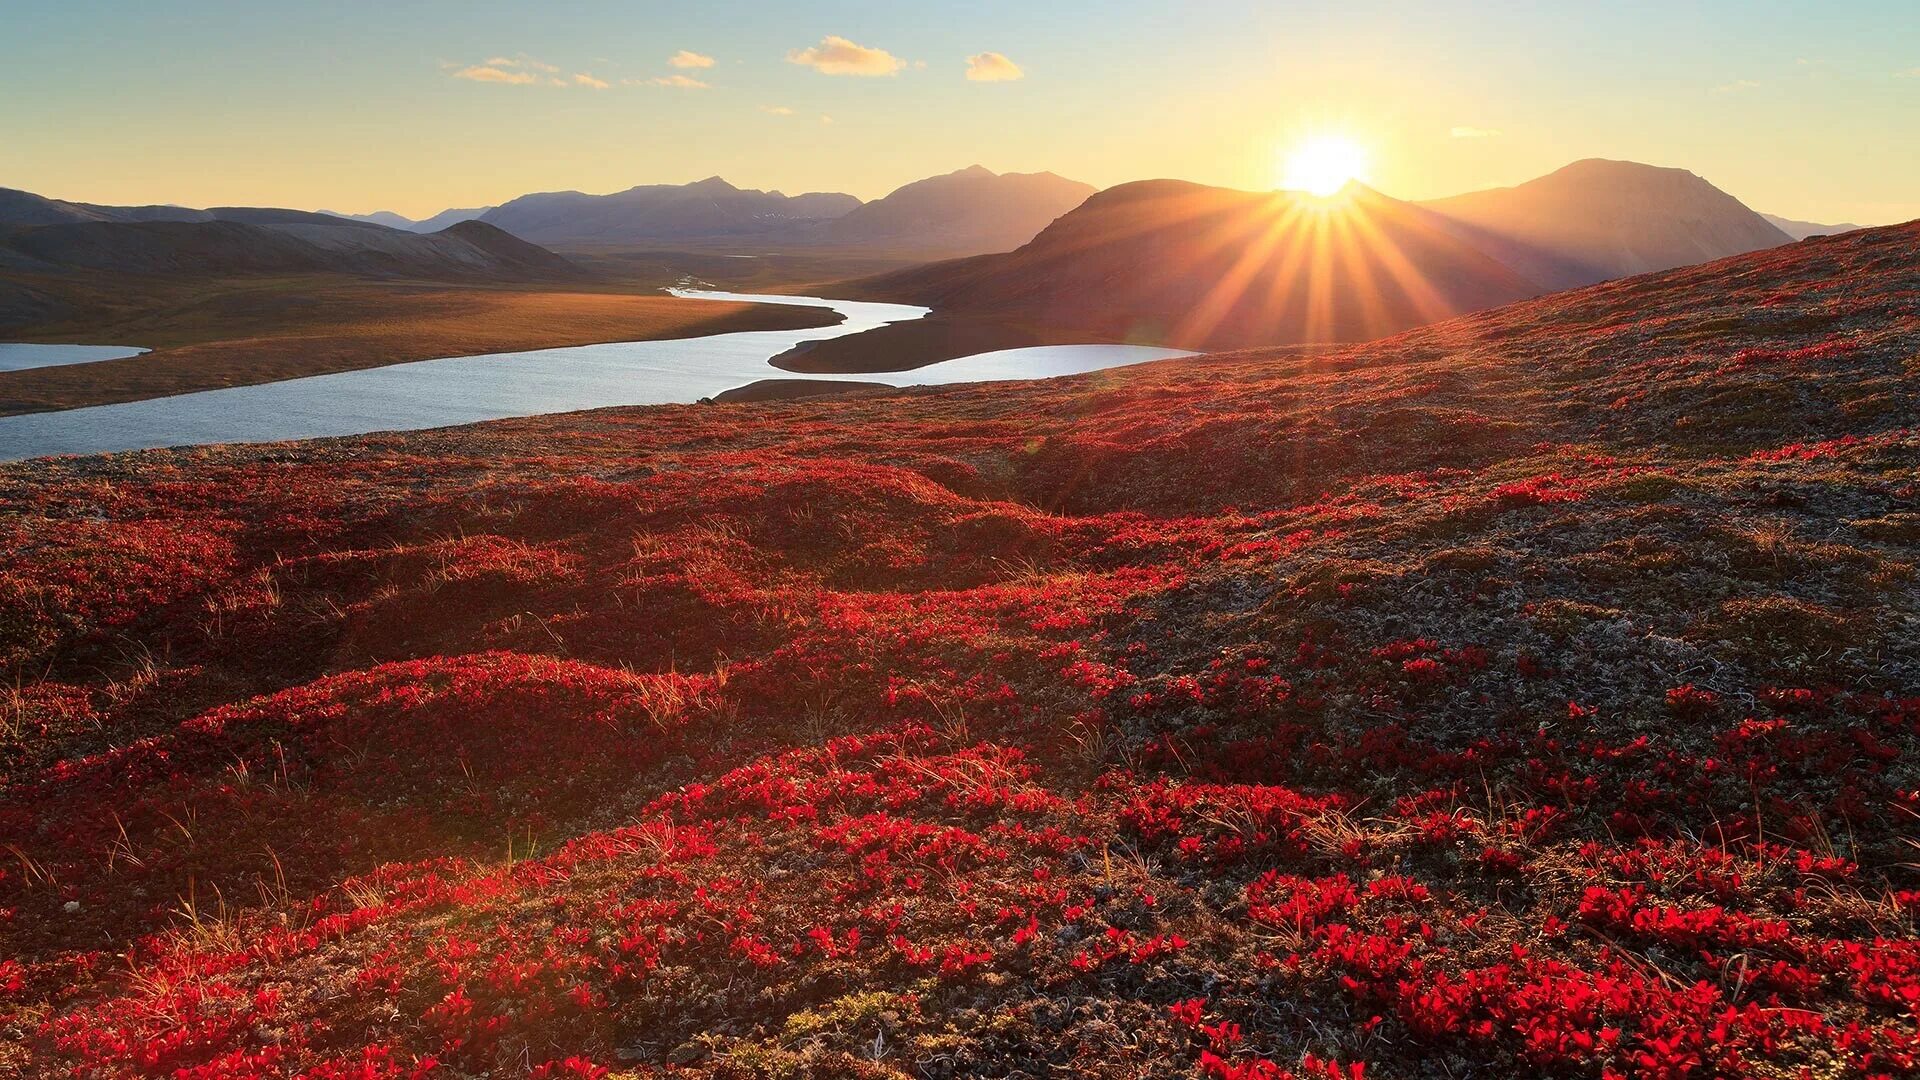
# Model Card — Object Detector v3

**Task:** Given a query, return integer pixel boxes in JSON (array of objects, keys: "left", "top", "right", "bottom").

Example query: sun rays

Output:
[{"left": 1280, "top": 135, "right": 1371, "bottom": 197}]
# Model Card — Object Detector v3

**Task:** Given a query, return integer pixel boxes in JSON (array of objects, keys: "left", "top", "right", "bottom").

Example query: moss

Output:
[
  {"left": 781, "top": 989, "right": 912, "bottom": 1042},
  {"left": 1611, "top": 473, "right": 1686, "bottom": 503}
]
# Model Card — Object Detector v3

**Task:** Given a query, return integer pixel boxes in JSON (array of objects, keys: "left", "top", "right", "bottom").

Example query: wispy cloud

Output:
[
  {"left": 965, "top": 52, "right": 1024, "bottom": 82},
  {"left": 1711, "top": 79, "right": 1761, "bottom": 94},
  {"left": 573, "top": 72, "right": 609, "bottom": 89},
  {"left": 628, "top": 73, "right": 709, "bottom": 89},
  {"left": 760, "top": 105, "right": 796, "bottom": 116},
  {"left": 787, "top": 35, "right": 905, "bottom": 76},
  {"left": 1450, "top": 125, "right": 1502, "bottom": 138},
  {"left": 480, "top": 54, "right": 557, "bottom": 74},
  {"left": 669, "top": 50, "right": 716, "bottom": 69},
  {"left": 454, "top": 64, "right": 538, "bottom": 85},
  {"left": 452, "top": 54, "right": 567, "bottom": 86},
  {"left": 1897, "top": 68, "right": 1920, "bottom": 78}
]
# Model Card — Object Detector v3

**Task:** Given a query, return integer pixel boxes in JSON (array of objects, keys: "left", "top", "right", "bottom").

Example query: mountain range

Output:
[
  {"left": 825, "top": 166, "right": 1095, "bottom": 257},
  {"left": 849, "top": 159, "right": 1799, "bottom": 349},
  {"left": 307, "top": 168, "right": 1094, "bottom": 257},
  {"left": 0, "top": 186, "right": 576, "bottom": 284},
  {"left": 0, "top": 161, "right": 1833, "bottom": 353},
  {"left": 0, "top": 186, "right": 353, "bottom": 229},
  {"left": 319, "top": 206, "right": 496, "bottom": 233},
  {"left": 475, "top": 178, "right": 862, "bottom": 247},
  {"left": 1761, "top": 212, "right": 1866, "bottom": 241}
]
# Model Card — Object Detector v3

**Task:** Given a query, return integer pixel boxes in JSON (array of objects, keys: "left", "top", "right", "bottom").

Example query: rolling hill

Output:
[
  {"left": 825, "top": 165, "right": 1096, "bottom": 256},
  {"left": 849, "top": 179, "right": 1543, "bottom": 348},
  {"left": 478, "top": 177, "right": 862, "bottom": 246},
  {"left": 0, "top": 216, "right": 577, "bottom": 280},
  {"left": 3, "top": 216, "right": 1916, "bottom": 1080}
]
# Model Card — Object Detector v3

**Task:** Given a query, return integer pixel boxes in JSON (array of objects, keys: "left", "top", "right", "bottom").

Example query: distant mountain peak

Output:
[
  {"left": 477, "top": 177, "right": 859, "bottom": 244},
  {"left": 1414, "top": 158, "right": 1790, "bottom": 289},
  {"left": 826, "top": 167, "right": 1096, "bottom": 257}
]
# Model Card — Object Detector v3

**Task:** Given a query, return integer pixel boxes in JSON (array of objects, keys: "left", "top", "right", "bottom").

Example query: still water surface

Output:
[
  {"left": 0, "top": 343, "right": 148, "bottom": 373},
  {"left": 0, "top": 291, "right": 1190, "bottom": 461}
]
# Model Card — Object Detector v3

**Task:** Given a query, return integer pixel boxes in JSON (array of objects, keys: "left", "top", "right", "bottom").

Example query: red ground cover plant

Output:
[{"left": 1, "top": 223, "right": 1918, "bottom": 1077}]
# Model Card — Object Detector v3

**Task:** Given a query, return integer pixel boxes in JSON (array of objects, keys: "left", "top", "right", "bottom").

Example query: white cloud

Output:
[
  {"left": 1897, "top": 68, "right": 1920, "bottom": 78},
  {"left": 573, "top": 72, "right": 609, "bottom": 89},
  {"left": 1450, "top": 125, "right": 1502, "bottom": 138},
  {"left": 965, "top": 52, "right": 1024, "bottom": 82},
  {"left": 669, "top": 50, "right": 716, "bottom": 69},
  {"left": 453, "top": 64, "right": 538, "bottom": 85},
  {"left": 760, "top": 105, "right": 796, "bottom": 116},
  {"left": 1711, "top": 79, "right": 1761, "bottom": 94},
  {"left": 627, "top": 74, "right": 709, "bottom": 89},
  {"left": 453, "top": 54, "right": 562, "bottom": 85},
  {"left": 787, "top": 35, "right": 905, "bottom": 76}
]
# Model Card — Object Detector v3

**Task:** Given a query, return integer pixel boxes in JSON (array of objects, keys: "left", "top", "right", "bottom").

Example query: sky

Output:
[{"left": 3, "top": 0, "right": 1917, "bottom": 224}]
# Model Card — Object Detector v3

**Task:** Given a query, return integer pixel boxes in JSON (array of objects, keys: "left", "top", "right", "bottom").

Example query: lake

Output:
[
  {"left": 0, "top": 343, "right": 149, "bottom": 373},
  {"left": 0, "top": 291, "right": 1190, "bottom": 461}
]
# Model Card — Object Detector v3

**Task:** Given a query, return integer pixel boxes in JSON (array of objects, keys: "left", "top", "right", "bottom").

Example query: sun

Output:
[{"left": 1280, "top": 135, "right": 1370, "bottom": 197}]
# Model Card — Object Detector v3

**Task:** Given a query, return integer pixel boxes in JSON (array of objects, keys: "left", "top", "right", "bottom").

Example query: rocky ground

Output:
[{"left": 1, "top": 222, "right": 1917, "bottom": 1078}]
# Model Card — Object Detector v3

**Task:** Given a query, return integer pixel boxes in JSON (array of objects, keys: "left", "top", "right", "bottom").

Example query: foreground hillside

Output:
[{"left": 2, "top": 222, "right": 1918, "bottom": 1078}]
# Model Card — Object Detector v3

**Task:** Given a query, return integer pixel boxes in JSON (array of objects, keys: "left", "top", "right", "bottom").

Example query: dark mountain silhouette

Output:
[
  {"left": 1762, "top": 213, "right": 1866, "bottom": 241},
  {"left": 0, "top": 186, "right": 353, "bottom": 229},
  {"left": 478, "top": 177, "right": 861, "bottom": 245},
  {"left": 1417, "top": 159, "right": 1790, "bottom": 289},
  {"left": 319, "top": 209, "right": 418, "bottom": 230},
  {"left": 0, "top": 217, "right": 576, "bottom": 280},
  {"left": 849, "top": 179, "right": 1541, "bottom": 349},
  {"left": 852, "top": 160, "right": 1797, "bottom": 350},
  {"left": 320, "top": 206, "right": 497, "bottom": 233},
  {"left": 413, "top": 207, "right": 496, "bottom": 233},
  {"left": 825, "top": 165, "right": 1096, "bottom": 256}
]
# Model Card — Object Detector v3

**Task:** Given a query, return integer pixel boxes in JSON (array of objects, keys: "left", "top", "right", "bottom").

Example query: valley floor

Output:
[{"left": 1, "top": 223, "right": 1918, "bottom": 1078}]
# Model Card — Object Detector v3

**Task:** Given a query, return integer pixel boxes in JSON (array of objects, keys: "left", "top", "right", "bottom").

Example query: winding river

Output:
[{"left": 0, "top": 290, "right": 1190, "bottom": 461}]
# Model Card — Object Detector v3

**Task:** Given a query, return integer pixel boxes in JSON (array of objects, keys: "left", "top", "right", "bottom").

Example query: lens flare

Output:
[{"left": 1280, "top": 136, "right": 1370, "bottom": 197}]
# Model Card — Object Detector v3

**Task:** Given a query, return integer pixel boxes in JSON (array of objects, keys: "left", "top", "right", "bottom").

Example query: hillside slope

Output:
[
  {"left": 2, "top": 222, "right": 1918, "bottom": 1078},
  {"left": 826, "top": 165, "right": 1096, "bottom": 256},
  {"left": 851, "top": 179, "right": 1542, "bottom": 348}
]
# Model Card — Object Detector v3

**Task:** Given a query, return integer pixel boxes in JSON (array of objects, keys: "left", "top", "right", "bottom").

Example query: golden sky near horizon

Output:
[{"left": 4, "top": 2, "right": 1916, "bottom": 225}]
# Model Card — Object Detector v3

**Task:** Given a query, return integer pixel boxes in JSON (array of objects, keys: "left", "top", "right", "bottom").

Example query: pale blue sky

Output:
[{"left": 2, "top": 1, "right": 1915, "bottom": 223}]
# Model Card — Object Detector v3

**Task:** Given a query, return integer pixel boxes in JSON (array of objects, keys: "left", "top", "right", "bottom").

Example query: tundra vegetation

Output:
[{"left": 1, "top": 223, "right": 1917, "bottom": 1078}]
